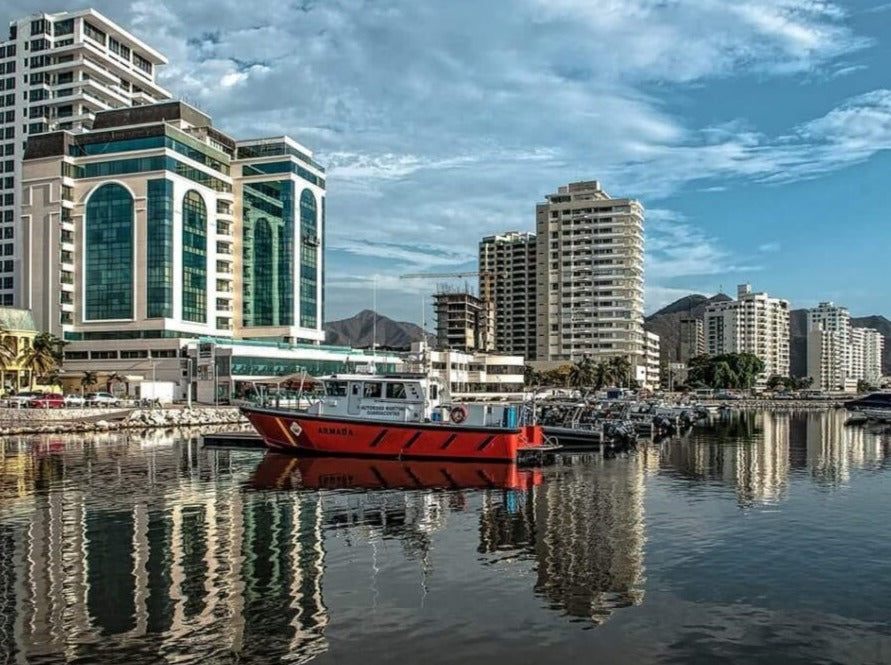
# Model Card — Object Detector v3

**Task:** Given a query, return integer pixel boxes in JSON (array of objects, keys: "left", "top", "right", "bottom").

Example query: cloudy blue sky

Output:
[{"left": 6, "top": 0, "right": 891, "bottom": 323}]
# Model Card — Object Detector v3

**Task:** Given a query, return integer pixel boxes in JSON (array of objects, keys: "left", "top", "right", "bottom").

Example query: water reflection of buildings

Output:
[
  {"left": 663, "top": 410, "right": 891, "bottom": 505},
  {"left": 0, "top": 440, "right": 328, "bottom": 664},
  {"left": 479, "top": 451, "right": 650, "bottom": 626}
]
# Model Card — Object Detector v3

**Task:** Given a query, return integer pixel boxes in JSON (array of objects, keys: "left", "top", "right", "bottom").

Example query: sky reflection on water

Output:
[{"left": 1, "top": 410, "right": 891, "bottom": 664}]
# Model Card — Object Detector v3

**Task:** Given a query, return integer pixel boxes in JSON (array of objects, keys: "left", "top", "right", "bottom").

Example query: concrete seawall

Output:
[{"left": 0, "top": 406, "right": 249, "bottom": 436}]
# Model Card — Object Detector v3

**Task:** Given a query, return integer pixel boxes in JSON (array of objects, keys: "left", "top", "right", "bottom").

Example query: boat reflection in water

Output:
[{"left": 249, "top": 453, "right": 542, "bottom": 492}]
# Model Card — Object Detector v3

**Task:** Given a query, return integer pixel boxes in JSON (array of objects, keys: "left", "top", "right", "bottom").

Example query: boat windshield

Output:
[{"left": 325, "top": 381, "right": 347, "bottom": 397}]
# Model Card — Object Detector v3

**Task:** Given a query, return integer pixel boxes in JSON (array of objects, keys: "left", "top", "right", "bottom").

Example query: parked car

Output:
[
  {"left": 64, "top": 394, "right": 86, "bottom": 407},
  {"left": 85, "top": 391, "right": 122, "bottom": 407},
  {"left": 29, "top": 392, "right": 65, "bottom": 409},
  {"left": 6, "top": 391, "right": 45, "bottom": 408}
]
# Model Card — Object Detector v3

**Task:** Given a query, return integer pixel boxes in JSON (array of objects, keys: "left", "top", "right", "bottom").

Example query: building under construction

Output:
[{"left": 433, "top": 287, "right": 495, "bottom": 352}]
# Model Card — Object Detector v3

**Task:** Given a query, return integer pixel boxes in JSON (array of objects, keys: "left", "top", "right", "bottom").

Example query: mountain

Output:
[
  {"left": 324, "top": 310, "right": 431, "bottom": 349},
  {"left": 643, "top": 293, "right": 732, "bottom": 366}
]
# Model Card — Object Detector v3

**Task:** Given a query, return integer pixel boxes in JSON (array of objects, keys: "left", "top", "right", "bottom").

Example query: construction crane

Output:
[{"left": 399, "top": 271, "right": 496, "bottom": 302}]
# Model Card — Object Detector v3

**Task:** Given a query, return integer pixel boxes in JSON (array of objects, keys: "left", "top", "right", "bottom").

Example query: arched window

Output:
[
  {"left": 299, "top": 189, "right": 318, "bottom": 328},
  {"left": 253, "top": 218, "right": 274, "bottom": 326},
  {"left": 182, "top": 190, "right": 207, "bottom": 323},
  {"left": 85, "top": 183, "right": 133, "bottom": 320}
]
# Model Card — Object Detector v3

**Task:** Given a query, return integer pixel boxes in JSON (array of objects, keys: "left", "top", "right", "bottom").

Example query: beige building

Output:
[
  {"left": 1, "top": 9, "right": 171, "bottom": 307},
  {"left": 704, "top": 284, "right": 790, "bottom": 381},
  {"left": 534, "top": 181, "right": 644, "bottom": 367},
  {"left": 478, "top": 231, "right": 536, "bottom": 359}
]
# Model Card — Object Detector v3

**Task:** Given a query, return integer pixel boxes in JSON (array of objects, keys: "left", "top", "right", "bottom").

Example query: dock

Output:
[{"left": 201, "top": 431, "right": 266, "bottom": 449}]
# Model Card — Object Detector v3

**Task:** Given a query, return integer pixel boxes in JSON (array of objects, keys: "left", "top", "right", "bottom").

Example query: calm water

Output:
[{"left": 2, "top": 410, "right": 891, "bottom": 664}]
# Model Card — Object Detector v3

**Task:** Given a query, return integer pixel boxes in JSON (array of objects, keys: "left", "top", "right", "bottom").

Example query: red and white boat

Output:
[{"left": 240, "top": 373, "right": 551, "bottom": 462}]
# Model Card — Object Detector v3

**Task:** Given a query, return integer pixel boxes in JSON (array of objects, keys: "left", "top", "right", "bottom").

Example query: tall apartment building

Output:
[
  {"left": 678, "top": 317, "right": 705, "bottom": 363},
  {"left": 640, "top": 330, "right": 661, "bottom": 390},
  {"left": 1, "top": 9, "right": 170, "bottom": 306},
  {"left": 852, "top": 327, "right": 884, "bottom": 386},
  {"left": 806, "top": 302, "right": 851, "bottom": 391},
  {"left": 534, "top": 181, "right": 644, "bottom": 365},
  {"left": 20, "top": 100, "right": 325, "bottom": 349},
  {"left": 478, "top": 231, "right": 536, "bottom": 359},
  {"left": 704, "top": 284, "right": 790, "bottom": 380},
  {"left": 432, "top": 290, "right": 494, "bottom": 352},
  {"left": 806, "top": 302, "right": 885, "bottom": 390}
]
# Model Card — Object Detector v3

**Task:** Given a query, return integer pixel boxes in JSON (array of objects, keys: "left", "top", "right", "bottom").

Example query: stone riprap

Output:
[{"left": 0, "top": 406, "right": 249, "bottom": 435}]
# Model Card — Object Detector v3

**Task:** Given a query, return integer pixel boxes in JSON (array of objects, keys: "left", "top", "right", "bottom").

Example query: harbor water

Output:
[{"left": 2, "top": 410, "right": 891, "bottom": 664}]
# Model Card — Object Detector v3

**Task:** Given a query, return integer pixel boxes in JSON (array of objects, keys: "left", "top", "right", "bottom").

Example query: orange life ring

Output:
[{"left": 449, "top": 405, "right": 468, "bottom": 424}]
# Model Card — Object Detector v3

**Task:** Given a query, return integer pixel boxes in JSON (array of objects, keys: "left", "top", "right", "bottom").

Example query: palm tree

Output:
[
  {"left": 106, "top": 371, "right": 126, "bottom": 395},
  {"left": 607, "top": 356, "right": 632, "bottom": 388},
  {"left": 81, "top": 370, "right": 98, "bottom": 394},
  {"left": 18, "top": 332, "right": 64, "bottom": 389},
  {"left": 592, "top": 361, "right": 610, "bottom": 391},
  {"left": 0, "top": 327, "right": 19, "bottom": 393}
]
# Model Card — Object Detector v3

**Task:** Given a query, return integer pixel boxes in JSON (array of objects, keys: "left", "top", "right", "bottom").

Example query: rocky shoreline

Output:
[{"left": 0, "top": 406, "right": 249, "bottom": 436}]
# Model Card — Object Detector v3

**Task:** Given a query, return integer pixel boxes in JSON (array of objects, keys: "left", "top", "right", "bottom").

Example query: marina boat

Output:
[
  {"left": 249, "top": 453, "right": 543, "bottom": 491},
  {"left": 844, "top": 392, "right": 891, "bottom": 412},
  {"left": 241, "top": 373, "right": 553, "bottom": 462}
]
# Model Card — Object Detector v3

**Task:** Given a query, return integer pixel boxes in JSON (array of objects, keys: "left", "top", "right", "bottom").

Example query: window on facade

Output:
[
  {"left": 146, "top": 179, "right": 173, "bottom": 318},
  {"left": 85, "top": 183, "right": 133, "bottom": 320},
  {"left": 299, "top": 188, "right": 318, "bottom": 329},
  {"left": 133, "top": 53, "right": 152, "bottom": 75},
  {"left": 83, "top": 22, "right": 106, "bottom": 45},
  {"left": 53, "top": 19, "right": 74, "bottom": 36},
  {"left": 182, "top": 190, "right": 207, "bottom": 323}
]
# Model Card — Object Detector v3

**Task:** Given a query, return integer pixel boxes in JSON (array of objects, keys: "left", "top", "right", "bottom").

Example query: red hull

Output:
[
  {"left": 240, "top": 405, "right": 541, "bottom": 462},
  {"left": 250, "top": 453, "right": 542, "bottom": 491}
]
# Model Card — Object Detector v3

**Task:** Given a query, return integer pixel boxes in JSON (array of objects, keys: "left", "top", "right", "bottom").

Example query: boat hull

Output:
[{"left": 240, "top": 405, "right": 535, "bottom": 462}]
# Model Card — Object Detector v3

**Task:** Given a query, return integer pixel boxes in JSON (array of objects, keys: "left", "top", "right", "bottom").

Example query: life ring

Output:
[{"left": 449, "top": 405, "right": 468, "bottom": 424}]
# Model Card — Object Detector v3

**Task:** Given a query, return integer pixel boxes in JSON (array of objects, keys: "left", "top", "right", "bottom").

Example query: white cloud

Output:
[{"left": 0, "top": 0, "right": 880, "bottom": 321}]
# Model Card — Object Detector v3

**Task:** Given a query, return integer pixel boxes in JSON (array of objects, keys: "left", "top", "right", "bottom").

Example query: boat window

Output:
[
  {"left": 363, "top": 382, "right": 382, "bottom": 398},
  {"left": 325, "top": 381, "right": 347, "bottom": 397},
  {"left": 430, "top": 384, "right": 438, "bottom": 400},
  {"left": 385, "top": 382, "right": 406, "bottom": 399}
]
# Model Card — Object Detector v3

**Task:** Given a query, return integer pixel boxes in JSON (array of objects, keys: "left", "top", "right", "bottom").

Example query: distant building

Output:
[
  {"left": 0, "top": 306, "right": 38, "bottom": 392},
  {"left": 678, "top": 318, "right": 704, "bottom": 363},
  {"left": 704, "top": 284, "right": 790, "bottom": 381},
  {"left": 638, "top": 331, "right": 661, "bottom": 390},
  {"left": 479, "top": 231, "right": 536, "bottom": 359},
  {"left": 534, "top": 180, "right": 644, "bottom": 367},
  {"left": 1, "top": 8, "right": 172, "bottom": 306},
  {"left": 432, "top": 290, "right": 494, "bottom": 352},
  {"left": 806, "top": 302, "right": 884, "bottom": 391},
  {"left": 406, "top": 341, "right": 525, "bottom": 397}
]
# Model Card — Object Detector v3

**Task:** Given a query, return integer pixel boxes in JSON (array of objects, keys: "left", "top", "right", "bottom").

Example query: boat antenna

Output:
[{"left": 371, "top": 276, "right": 377, "bottom": 374}]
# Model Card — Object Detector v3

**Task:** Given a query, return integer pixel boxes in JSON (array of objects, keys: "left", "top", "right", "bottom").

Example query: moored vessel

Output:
[{"left": 241, "top": 373, "right": 552, "bottom": 462}]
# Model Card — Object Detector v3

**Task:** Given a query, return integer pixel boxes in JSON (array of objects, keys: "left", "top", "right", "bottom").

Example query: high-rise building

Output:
[
  {"left": 641, "top": 330, "right": 661, "bottom": 390},
  {"left": 678, "top": 317, "right": 704, "bottom": 363},
  {"left": 478, "top": 231, "right": 536, "bottom": 359},
  {"left": 1, "top": 9, "right": 170, "bottom": 306},
  {"left": 20, "top": 100, "right": 325, "bottom": 350},
  {"left": 704, "top": 284, "right": 790, "bottom": 380},
  {"left": 806, "top": 302, "right": 884, "bottom": 390},
  {"left": 534, "top": 181, "right": 644, "bottom": 366},
  {"left": 852, "top": 327, "right": 884, "bottom": 386}
]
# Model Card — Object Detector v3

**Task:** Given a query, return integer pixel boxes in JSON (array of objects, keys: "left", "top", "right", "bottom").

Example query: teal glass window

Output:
[
  {"left": 85, "top": 183, "right": 133, "bottom": 320},
  {"left": 299, "top": 189, "right": 318, "bottom": 328},
  {"left": 182, "top": 191, "right": 207, "bottom": 323},
  {"left": 242, "top": 180, "right": 294, "bottom": 327},
  {"left": 75, "top": 156, "right": 231, "bottom": 192},
  {"left": 146, "top": 179, "right": 173, "bottom": 318},
  {"left": 242, "top": 161, "right": 324, "bottom": 187}
]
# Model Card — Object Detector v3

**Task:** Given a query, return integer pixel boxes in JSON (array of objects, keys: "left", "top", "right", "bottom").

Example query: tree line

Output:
[{"left": 525, "top": 355, "right": 636, "bottom": 389}]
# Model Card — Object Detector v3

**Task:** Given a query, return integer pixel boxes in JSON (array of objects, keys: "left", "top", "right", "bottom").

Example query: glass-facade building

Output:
[{"left": 20, "top": 101, "right": 326, "bottom": 352}]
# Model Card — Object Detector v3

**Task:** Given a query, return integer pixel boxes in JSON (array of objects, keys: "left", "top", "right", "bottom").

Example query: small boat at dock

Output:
[{"left": 241, "top": 373, "right": 556, "bottom": 462}]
